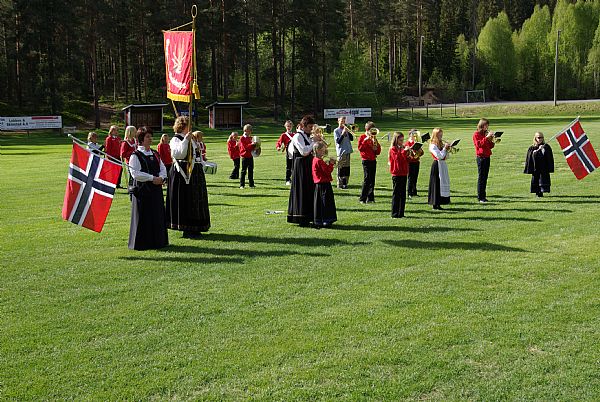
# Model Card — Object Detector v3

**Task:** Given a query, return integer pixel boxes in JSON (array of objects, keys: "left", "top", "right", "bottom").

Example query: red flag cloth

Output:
[
  {"left": 556, "top": 120, "right": 600, "bottom": 180},
  {"left": 62, "top": 143, "right": 122, "bottom": 232},
  {"left": 164, "top": 31, "right": 193, "bottom": 102}
]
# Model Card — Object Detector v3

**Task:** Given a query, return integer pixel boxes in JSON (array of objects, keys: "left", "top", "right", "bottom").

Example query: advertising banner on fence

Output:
[
  {"left": 0, "top": 116, "right": 62, "bottom": 131},
  {"left": 323, "top": 108, "right": 372, "bottom": 119}
]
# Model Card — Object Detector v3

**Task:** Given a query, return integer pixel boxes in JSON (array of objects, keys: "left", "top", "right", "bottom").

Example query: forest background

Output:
[{"left": 2, "top": 0, "right": 600, "bottom": 126}]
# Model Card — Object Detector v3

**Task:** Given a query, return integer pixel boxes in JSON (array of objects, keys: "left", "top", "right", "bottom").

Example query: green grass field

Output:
[{"left": 1, "top": 111, "right": 599, "bottom": 400}]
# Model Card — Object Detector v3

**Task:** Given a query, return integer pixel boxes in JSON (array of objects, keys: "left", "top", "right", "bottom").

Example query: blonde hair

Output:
[
  {"left": 243, "top": 124, "right": 252, "bottom": 132},
  {"left": 229, "top": 131, "right": 239, "bottom": 140},
  {"left": 109, "top": 125, "right": 118, "bottom": 135},
  {"left": 365, "top": 121, "right": 375, "bottom": 132},
  {"left": 431, "top": 128, "right": 444, "bottom": 149},
  {"left": 124, "top": 126, "right": 137, "bottom": 141},
  {"left": 390, "top": 131, "right": 404, "bottom": 149},
  {"left": 534, "top": 132, "right": 545, "bottom": 145},
  {"left": 313, "top": 141, "right": 327, "bottom": 157},
  {"left": 191, "top": 130, "right": 204, "bottom": 142},
  {"left": 87, "top": 131, "right": 97, "bottom": 142},
  {"left": 160, "top": 134, "right": 169, "bottom": 144},
  {"left": 173, "top": 116, "right": 190, "bottom": 133},
  {"left": 477, "top": 118, "right": 489, "bottom": 134}
]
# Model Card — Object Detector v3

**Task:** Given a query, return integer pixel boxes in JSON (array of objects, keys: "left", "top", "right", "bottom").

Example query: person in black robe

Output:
[
  {"left": 128, "top": 127, "right": 168, "bottom": 250},
  {"left": 287, "top": 115, "right": 316, "bottom": 226},
  {"left": 166, "top": 116, "right": 211, "bottom": 237},
  {"left": 524, "top": 132, "right": 554, "bottom": 197}
]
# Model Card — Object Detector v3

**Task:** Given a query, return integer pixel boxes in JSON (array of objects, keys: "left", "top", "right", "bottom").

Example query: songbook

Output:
[
  {"left": 411, "top": 142, "right": 423, "bottom": 152},
  {"left": 421, "top": 132, "right": 431, "bottom": 142},
  {"left": 450, "top": 139, "right": 461, "bottom": 147},
  {"left": 493, "top": 131, "right": 504, "bottom": 138}
]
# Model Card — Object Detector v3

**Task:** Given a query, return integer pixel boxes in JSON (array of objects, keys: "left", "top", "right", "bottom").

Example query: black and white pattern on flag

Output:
[
  {"left": 563, "top": 128, "right": 596, "bottom": 173},
  {"left": 68, "top": 153, "right": 117, "bottom": 225}
]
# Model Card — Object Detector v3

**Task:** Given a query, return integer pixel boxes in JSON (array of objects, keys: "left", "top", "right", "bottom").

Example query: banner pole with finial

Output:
[{"left": 189, "top": 5, "right": 197, "bottom": 132}]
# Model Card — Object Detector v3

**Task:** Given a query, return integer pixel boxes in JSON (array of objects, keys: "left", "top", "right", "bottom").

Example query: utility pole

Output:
[
  {"left": 554, "top": 30, "right": 561, "bottom": 107},
  {"left": 418, "top": 35, "right": 424, "bottom": 106}
]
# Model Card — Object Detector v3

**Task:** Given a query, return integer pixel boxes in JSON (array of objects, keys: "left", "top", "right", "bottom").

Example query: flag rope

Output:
[{"left": 549, "top": 116, "right": 580, "bottom": 142}]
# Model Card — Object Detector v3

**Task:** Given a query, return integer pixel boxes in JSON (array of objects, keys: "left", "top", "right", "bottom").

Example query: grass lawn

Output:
[{"left": 1, "top": 111, "right": 599, "bottom": 400}]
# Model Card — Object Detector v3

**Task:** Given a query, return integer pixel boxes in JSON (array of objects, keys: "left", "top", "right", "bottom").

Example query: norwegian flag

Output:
[
  {"left": 555, "top": 120, "right": 600, "bottom": 180},
  {"left": 62, "top": 143, "right": 122, "bottom": 232}
]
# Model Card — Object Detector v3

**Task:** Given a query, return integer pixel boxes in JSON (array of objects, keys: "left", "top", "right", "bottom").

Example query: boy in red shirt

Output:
[
  {"left": 357, "top": 121, "right": 382, "bottom": 203},
  {"left": 104, "top": 125, "right": 122, "bottom": 187},
  {"left": 276, "top": 120, "right": 295, "bottom": 185},
  {"left": 312, "top": 141, "right": 337, "bottom": 228},
  {"left": 389, "top": 132, "right": 409, "bottom": 218},
  {"left": 238, "top": 124, "right": 256, "bottom": 188},
  {"left": 227, "top": 131, "right": 240, "bottom": 179},
  {"left": 472, "top": 118, "right": 495, "bottom": 203}
]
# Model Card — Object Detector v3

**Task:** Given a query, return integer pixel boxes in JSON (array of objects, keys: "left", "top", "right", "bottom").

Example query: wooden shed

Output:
[
  {"left": 122, "top": 104, "right": 168, "bottom": 132},
  {"left": 206, "top": 101, "right": 248, "bottom": 129}
]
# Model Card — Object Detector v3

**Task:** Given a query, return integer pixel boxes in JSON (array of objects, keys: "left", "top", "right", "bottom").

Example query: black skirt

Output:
[
  {"left": 128, "top": 183, "right": 169, "bottom": 250},
  {"left": 428, "top": 160, "right": 450, "bottom": 206},
  {"left": 287, "top": 155, "right": 314, "bottom": 224},
  {"left": 314, "top": 182, "right": 337, "bottom": 226},
  {"left": 531, "top": 172, "right": 551, "bottom": 193},
  {"left": 166, "top": 162, "right": 211, "bottom": 232}
]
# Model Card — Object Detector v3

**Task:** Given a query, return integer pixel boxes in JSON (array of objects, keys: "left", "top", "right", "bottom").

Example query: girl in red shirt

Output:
[
  {"left": 227, "top": 131, "right": 240, "bottom": 179},
  {"left": 157, "top": 134, "right": 173, "bottom": 175},
  {"left": 389, "top": 132, "right": 410, "bottom": 218},
  {"left": 312, "top": 141, "right": 337, "bottom": 228},
  {"left": 472, "top": 118, "right": 495, "bottom": 203},
  {"left": 357, "top": 121, "right": 382, "bottom": 203}
]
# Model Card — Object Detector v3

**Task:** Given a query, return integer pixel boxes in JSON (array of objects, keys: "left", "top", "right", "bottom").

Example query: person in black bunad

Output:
[
  {"left": 524, "top": 132, "right": 554, "bottom": 197},
  {"left": 166, "top": 116, "right": 211, "bottom": 238},
  {"left": 128, "top": 126, "right": 168, "bottom": 250},
  {"left": 287, "top": 115, "right": 316, "bottom": 226}
]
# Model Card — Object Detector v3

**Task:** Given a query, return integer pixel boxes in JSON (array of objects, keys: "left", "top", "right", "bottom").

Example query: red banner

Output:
[{"left": 164, "top": 31, "right": 193, "bottom": 102}]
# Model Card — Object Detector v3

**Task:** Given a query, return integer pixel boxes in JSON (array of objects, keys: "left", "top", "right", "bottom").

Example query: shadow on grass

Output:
[
  {"left": 383, "top": 239, "right": 527, "bottom": 252},
  {"left": 199, "top": 233, "right": 366, "bottom": 247},
  {"left": 331, "top": 224, "right": 479, "bottom": 233},
  {"left": 211, "top": 192, "right": 286, "bottom": 198},
  {"left": 440, "top": 206, "right": 573, "bottom": 213},
  {"left": 120, "top": 255, "right": 245, "bottom": 265},
  {"left": 155, "top": 245, "right": 329, "bottom": 258},
  {"left": 425, "top": 215, "right": 542, "bottom": 222}
]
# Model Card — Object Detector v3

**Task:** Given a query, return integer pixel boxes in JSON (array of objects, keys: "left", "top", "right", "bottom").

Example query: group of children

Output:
[{"left": 226, "top": 124, "right": 259, "bottom": 188}]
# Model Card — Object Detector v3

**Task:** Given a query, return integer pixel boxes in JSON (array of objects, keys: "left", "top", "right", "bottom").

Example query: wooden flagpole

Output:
[{"left": 549, "top": 115, "right": 580, "bottom": 142}]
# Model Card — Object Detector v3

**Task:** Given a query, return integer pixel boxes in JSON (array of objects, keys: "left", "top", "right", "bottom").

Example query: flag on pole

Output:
[
  {"left": 62, "top": 143, "right": 122, "bottom": 232},
  {"left": 555, "top": 119, "right": 600, "bottom": 180},
  {"left": 164, "top": 31, "right": 195, "bottom": 102}
]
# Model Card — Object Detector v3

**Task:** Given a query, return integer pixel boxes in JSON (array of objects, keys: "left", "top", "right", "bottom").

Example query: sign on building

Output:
[
  {"left": 323, "top": 108, "right": 372, "bottom": 119},
  {"left": 0, "top": 116, "right": 62, "bottom": 131}
]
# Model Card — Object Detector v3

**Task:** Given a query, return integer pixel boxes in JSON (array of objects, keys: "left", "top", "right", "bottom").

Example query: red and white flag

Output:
[
  {"left": 555, "top": 120, "right": 600, "bottom": 180},
  {"left": 62, "top": 143, "right": 122, "bottom": 232},
  {"left": 164, "top": 30, "right": 194, "bottom": 102}
]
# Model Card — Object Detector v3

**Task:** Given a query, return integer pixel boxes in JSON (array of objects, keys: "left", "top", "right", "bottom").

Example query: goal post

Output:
[{"left": 466, "top": 90, "right": 486, "bottom": 103}]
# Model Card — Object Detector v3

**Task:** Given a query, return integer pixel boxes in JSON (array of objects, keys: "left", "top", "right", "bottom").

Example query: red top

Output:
[
  {"left": 239, "top": 135, "right": 255, "bottom": 158},
  {"left": 473, "top": 130, "right": 495, "bottom": 158},
  {"left": 358, "top": 134, "right": 381, "bottom": 161},
  {"left": 157, "top": 143, "right": 173, "bottom": 165},
  {"left": 389, "top": 147, "right": 409, "bottom": 176},
  {"left": 276, "top": 131, "right": 294, "bottom": 150},
  {"left": 104, "top": 135, "right": 121, "bottom": 158},
  {"left": 227, "top": 138, "right": 240, "bottom": 159},
  {"left": 120, "top": 139, "right": 137, "bottom": 162},
  {"left": 312, "top": 157, "right": 335, "bottom": 183},
  {"left": 198, "top": 142, "right": 207, "bottom": 161}
]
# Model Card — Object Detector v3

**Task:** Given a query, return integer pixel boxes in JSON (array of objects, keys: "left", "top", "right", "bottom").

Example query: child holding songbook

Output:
[
  {"left": 276, "top": 120, "right": 295, "bottom": 185},
  {"left": 157, "top": 134, "right": 173, "bottom": 174},
  {"left": 238, "top": 124, "right": 256, "bottom": 188},
  {"left": 389, "top": 132, "right": 409, "bottom": 218},
  {"left": 406, "top": 129, "right": 424, "bottom": 198},
  {"left": 191, "top": 131, "right": 207, "bottom": 161},
  {"left": 357, "top": 121, "right": 382, "bottom": 203},
  {"left": 227, "top": 131, "right": 240, "bottom": 180},
  {"left": 312, "top": 141, "right": 337, "bottom": 228}
]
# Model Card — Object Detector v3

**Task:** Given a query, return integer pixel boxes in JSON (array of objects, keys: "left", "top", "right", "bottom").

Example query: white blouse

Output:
[
  {"left": 129, "top": 146, "right": 167, "bottom": 182},
  {"left": 429, "top": 143, "right": 449, "bottom": 161},
  {"left": 289, "top": 130, "right": 314, "bottom": 158}
]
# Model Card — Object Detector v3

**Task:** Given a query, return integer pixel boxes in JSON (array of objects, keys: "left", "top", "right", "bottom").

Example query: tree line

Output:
[{"left": 3, "top": 0, "right": 599, "bottom": 126}]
